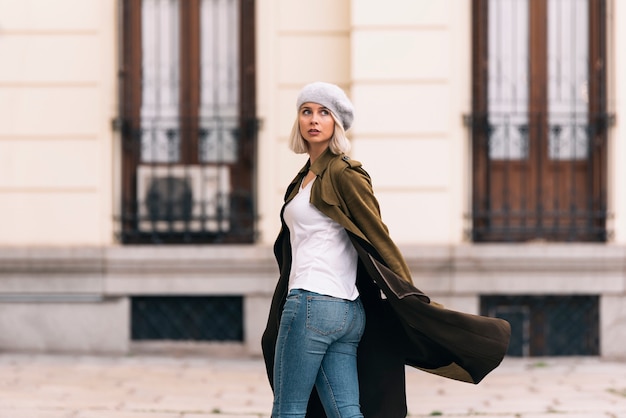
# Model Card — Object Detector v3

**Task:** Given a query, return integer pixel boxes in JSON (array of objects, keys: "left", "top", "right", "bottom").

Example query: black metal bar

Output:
[{"left": 468, "top": 111, "right": 611, "bottom": 242}]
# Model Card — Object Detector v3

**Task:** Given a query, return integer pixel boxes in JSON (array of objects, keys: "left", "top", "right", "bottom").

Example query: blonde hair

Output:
[{"left": 288, "top": 111, "right": 352, "bottom": 155}]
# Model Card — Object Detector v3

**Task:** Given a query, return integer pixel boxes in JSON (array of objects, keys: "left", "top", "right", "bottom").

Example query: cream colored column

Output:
[
  {"left": 255, "top": 0, "right": 351, "bottom": 244},
  {"left": 255, "top": 0, "right": 279, "bottom": 245},
  {"left": 349, "top": 0, "right": 470, "bottom": 244},
  {"left": 98, "top": 0, "right": 117, "bottom": 245},
  {"left": 0, "top": 0, "right": 117, "bottom": 245}
]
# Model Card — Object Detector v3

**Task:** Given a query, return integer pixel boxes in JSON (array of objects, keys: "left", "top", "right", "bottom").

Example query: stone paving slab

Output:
[{"left": 0, "top": 353, "right": 625, "bottom": 417}]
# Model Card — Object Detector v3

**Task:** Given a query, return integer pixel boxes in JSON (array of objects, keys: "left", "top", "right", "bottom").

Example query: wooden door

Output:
[{"left": 471, "top": 0, "right": 609, "bottom": 242}]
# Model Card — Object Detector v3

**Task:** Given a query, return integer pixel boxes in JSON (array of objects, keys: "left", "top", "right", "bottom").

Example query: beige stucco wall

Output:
[
  {"left": 0, "top": 0, "right": 624, "bottom": 357},
  {"left": 257, "top": 0, "right": 471, "bottom": 245},
  {"left": 0, "top": 0, "right": 622, "bottom": 247},
  {"left": 256, "top": 0, "right": 352, "bottom": 244},
  {"left": 0, "top": 0, "right": 117, "bottom": 246},
  {"left": 350, "top": 0, "right": 470, "bottom": 244}
]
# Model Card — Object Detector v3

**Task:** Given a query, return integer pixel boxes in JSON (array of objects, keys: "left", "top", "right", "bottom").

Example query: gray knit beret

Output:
[{"left": 296, "top": 82, "right": 354, "bottom": 131}]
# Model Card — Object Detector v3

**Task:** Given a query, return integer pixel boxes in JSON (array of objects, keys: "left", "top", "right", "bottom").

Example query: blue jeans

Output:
[{"left": 272, "top": 289, "right": 366, "bottom": 418}]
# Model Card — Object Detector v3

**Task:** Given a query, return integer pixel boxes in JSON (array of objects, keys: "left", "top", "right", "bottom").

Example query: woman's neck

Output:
[{"left": 307, "top": 145, "right": 329, "bottom": 165}]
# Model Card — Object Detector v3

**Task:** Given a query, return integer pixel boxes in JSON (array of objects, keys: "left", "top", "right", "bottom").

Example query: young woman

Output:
[
  {"left": 268, "top": 82, "right": 365, "bottom": 417},
  {"left": 261, "top": 82, "right": 511, "bottom": 418}
]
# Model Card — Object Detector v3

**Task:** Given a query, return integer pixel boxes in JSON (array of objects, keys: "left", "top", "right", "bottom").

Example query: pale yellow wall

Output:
[
  {"left": 0, "top": 0, "right": 621, "bottom": 247},
  {"left": 257, "top": 0, "right": 471, "bottom": 245},
  {"left": 0, "top": 0, "right": 116, "bottom": 245},
  {"left": 349, "top": 0, "right": 470, "bottom": 244},
  {"left": 256, "top": 0, "right": 352, "bottom": 244}
]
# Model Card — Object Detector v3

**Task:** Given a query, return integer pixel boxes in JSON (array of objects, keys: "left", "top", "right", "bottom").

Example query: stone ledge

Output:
[
  {"left": 401, "top": 243, "right": 626, "bottom": 274},
  {"left": 105, "top": 245, "right": 277, "bottom": 274},
  {"left": 0, "top": 245, "right": 277, "bottom": 295},
  {"left": 0, "top": 244, "right": 624, "bottom": 295},
  {"left": 0, "top": 247, "right": 105, "bottom": 275}
]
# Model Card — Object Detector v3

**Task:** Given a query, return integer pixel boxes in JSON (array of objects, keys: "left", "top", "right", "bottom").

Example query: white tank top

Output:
[{"left": 283, "top": 178, "right": 359, "bottom": 300}]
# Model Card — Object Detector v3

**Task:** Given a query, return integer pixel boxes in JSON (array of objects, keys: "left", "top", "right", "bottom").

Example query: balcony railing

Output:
[
  {"left": 467, "top": 112, "right": 613, "bottom": 242},
  {"left": 116, "top": 117, "right": 257, "bottom": 244}
]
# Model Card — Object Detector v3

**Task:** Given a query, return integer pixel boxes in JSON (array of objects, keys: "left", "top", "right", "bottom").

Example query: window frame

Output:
[{"left": 118, "top": 0, "right": 257, "bottom": 244}]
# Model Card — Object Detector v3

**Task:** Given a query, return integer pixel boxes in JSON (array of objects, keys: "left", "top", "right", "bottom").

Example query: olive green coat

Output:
[{"left": 262, "top": 148, "right": 511, "bottom": 417}]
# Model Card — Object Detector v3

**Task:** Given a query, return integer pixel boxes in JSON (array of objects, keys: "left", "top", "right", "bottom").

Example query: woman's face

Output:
[{"left": 298, "top": 102, "right": 335, "bottom": 148}]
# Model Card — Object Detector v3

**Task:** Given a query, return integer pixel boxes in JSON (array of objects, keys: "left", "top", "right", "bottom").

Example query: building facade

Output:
[{"left": 1, "top": 0, "right": 625, "bottom": 358}]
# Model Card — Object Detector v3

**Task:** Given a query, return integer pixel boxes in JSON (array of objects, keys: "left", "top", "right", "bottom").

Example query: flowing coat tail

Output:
[{"left": 350, "top": 235, "right": 512, "bottom": 384}]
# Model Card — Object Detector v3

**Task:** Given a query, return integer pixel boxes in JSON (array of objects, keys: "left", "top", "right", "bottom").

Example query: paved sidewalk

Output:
[{"left": 0, "top": 352, "right": 625, "bottom": 417}]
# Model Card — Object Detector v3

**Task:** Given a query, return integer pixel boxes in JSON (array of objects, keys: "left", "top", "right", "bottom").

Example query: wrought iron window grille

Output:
[{"left": 465, "top": 112, "right": 614, "bottom": 242}]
